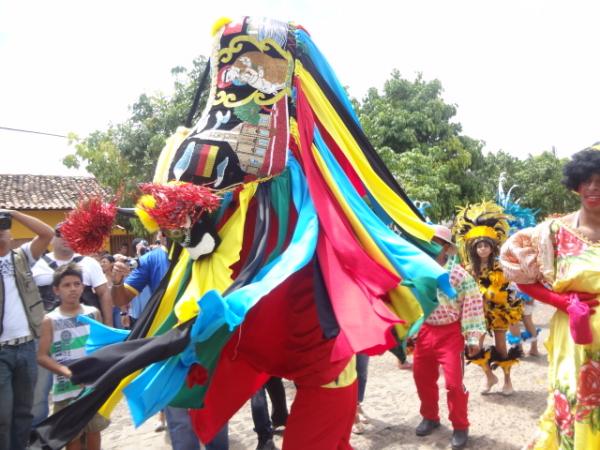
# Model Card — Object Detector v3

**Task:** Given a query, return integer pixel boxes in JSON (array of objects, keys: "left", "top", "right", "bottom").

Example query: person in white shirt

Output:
[
  {"left": 37, "top": 263, "right": 109, "bottom": 450},
  {"left": 32, "top": 223, "right": 112, "bottom": 323},
  {"left": 31, "top": 222, "right": 113, "bottom": 426},
  {"left": 0, "top": 209, "right": 53, "bottom": 450}
]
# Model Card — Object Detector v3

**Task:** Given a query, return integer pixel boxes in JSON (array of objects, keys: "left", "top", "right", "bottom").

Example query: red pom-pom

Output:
[
  {"left": 60, "top": 196, "right": 117, "bottom": 254},
  {"left": 138, "top": 183, "right": 221, "bottom": 230}
]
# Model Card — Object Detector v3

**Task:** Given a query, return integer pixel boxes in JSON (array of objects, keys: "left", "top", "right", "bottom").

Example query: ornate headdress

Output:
[
  {"left": 496, "top": 172, "right": 538, "bottom": 234},
  {"left": 452, "top": 201, "right": 511, "bottom": 264}
]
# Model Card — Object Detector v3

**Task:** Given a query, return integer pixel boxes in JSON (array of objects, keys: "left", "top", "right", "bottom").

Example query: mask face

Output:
[
  {"left": 164, "top": 217, "right": 221, "bottom": 260},
  {"left": 167, "top": 17, "right": 293, "bottom": 189}
]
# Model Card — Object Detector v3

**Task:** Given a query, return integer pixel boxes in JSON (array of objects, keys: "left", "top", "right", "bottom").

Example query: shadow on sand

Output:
[{"left": 356, "top": 416, "right": 521, "bottom": 450}]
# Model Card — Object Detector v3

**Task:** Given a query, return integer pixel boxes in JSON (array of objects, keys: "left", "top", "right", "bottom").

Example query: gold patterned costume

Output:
[
  {"left": 473, "top": 262, "right": 522, "bottom": 331},
  {"left": 454, "top": 201, "right": 523, "bottom": 373}
]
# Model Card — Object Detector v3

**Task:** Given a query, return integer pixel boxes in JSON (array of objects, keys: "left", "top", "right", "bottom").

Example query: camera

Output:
[
  {"left": 0, "top": 212, "right": 12, "bottom": 230},
  {"left": 126, "top": 257, "right": 140, "bottom": 270}
]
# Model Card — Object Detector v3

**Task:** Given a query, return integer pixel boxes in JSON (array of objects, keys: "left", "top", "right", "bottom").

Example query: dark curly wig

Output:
[{"left": 563, "top": 143, "right": 600, "bottom": 191}]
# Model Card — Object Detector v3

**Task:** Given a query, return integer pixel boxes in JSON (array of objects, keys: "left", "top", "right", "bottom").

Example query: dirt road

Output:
[{"left": 103, "top": 305, "right": 553, "bottom": 449}]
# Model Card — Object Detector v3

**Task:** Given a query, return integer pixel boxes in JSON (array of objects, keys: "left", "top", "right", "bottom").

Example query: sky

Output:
[{"left": 1, "top": 0, "right": 599, "bottom": 176}]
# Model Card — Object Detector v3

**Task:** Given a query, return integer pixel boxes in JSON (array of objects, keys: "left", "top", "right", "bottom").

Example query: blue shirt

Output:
[
  {"left": 128, "top": 286, "right": 152, "bottom": 320},
  {"left": 124, "top": 247, "right": 170, "bottom": 317}
]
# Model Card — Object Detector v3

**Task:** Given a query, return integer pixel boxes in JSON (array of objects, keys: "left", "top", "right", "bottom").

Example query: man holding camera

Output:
[
  {"left": 111, "top": 237, "right": 229, "bottom": 450},
  {"left": 114, "top": 237, "right": 150, "bottom": 329},
  {"left": 0, "top": 209, "right": 53, "bottom": 450}
]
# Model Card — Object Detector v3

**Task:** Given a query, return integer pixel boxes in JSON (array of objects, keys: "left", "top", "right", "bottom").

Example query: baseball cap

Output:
[
  {"left": 432, "top": 224, "right": 454, "bottom": 246},
  {"left": 131, "top": 238, "right": 149, "bottom": 248}
]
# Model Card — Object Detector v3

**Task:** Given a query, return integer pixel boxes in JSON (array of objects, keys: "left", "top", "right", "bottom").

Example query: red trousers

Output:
[
  {"left": 282, "top": 380, "right": 357, "bottom": 450},
  {"left": 412, "top": 322, "right": 469, "bottom": 430}
]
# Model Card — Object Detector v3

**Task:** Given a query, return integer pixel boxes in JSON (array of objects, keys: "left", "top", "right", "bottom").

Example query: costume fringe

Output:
[
  {"left": 490, "top": 345, "right": 522, "bottom": 374},
  {"left": 465, "top": 346, "right": 491, "bottom": 370}
]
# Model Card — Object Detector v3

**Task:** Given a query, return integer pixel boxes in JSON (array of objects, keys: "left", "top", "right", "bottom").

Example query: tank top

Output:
[{"left": 47, "top": 304, "right": 97, "bottom": 401}]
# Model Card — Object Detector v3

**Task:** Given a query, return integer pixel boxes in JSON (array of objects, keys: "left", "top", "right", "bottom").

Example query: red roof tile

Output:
[{"left": 0, "top": 174, "right": 109, "bottom": 210}]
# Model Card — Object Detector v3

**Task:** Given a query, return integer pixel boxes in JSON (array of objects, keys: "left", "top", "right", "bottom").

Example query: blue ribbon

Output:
[
  {"left": 312, "top": 127, "right": 455, "bottom": 300},
  {"left": 123, "top": 156, "right": 320, "bottom": 425}
]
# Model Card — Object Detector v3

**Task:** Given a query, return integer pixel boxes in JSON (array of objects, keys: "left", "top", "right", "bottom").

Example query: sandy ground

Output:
[{"left": 102, "top": 304, "right": 554, "bottom": 450}]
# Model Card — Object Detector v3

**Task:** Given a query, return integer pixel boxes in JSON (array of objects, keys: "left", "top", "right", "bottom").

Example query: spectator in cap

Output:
[{"left": 412, "top": 225, "right": 486, "bottom": 450}]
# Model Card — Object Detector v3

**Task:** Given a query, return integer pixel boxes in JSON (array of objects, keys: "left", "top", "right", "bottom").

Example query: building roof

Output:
[{"left": 0, "top": 174, "right": 109, "bottom": 210}]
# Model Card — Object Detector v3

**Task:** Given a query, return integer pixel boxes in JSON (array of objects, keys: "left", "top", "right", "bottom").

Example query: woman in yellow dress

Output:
[{"left": 500, "top": 144, "right": 600, "bottom": 449}]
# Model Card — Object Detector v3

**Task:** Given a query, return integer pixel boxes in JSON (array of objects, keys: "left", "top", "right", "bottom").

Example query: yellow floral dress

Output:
[{"left": 501, "top": 215, "right": 600, "bottom": 450}]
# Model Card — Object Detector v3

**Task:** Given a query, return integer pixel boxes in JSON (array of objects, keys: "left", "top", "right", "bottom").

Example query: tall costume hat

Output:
[
  {"left": 452, "top": 200, "right": 511, "bottom": 265},
  {"left": 33, "top": 17, "right": 456, "bottom": 449}
]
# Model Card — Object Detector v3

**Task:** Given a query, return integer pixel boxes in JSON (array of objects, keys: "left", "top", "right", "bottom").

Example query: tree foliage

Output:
[
  {"left": 64, "top": 57, "right": 208, "bottom": 232},
  {"left": 360, "top": 71, "right": 461, "bottom": 154},
  {"left": 513, "top": 150, "right": 580, "bottom": 217},
  {"left": 356, "top": 71, "right": 577, "bottom": 221},
  {"left": 358, "top": 71, "right": 485, "bottom": 220},
  {"left": 65, "top": 59, "right": 578, "bottom": 229}
]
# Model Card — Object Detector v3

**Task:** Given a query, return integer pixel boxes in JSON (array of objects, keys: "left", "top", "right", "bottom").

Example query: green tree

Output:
[
  {"left": 357, "top": 71, "right": 485, "bottom": 221},
  {"left": 356, "top": 71, "right": 578, "bottom": 221},
  {"left": 475, "top": 149, "right": 524, "bottom": 202},
  {"left": 359, "top": 71, "right": 461, "bottom": 154},
  {"left": 64, "top": 57, "right": 209, "bottom": 231},
  {"left": 512, "top": 150, "right": 579, "bottom": 218}
]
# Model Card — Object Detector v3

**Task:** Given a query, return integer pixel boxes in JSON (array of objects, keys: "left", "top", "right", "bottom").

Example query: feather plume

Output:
[
  {"left": 60, "top": 196, "right": 117, "bottom": 254},
  {"left": 452, "top": 201, "right": 511, "bottom": 265},
  {"left": 135, "top": 182, "right": 221, "bottom": 231}
]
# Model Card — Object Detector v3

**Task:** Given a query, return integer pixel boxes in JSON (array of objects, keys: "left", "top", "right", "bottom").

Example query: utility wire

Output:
[{"left": 0, "top": 126, "right": 67, "bottom": 139}]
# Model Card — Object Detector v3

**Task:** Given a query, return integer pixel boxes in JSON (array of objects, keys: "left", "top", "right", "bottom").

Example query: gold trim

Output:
[
  {"left": 214, "top": 88, "right": 292, "bottom": 108},
  {"left": 557, "top": 215, "right": 600, "bottom": 246},
  {"left": 218, "top": 35, "right": 292, "bottom": 63}
]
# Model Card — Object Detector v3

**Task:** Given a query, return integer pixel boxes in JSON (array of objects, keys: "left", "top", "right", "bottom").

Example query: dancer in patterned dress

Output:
[{"left": 501, "top": 144, "right": 600, "bottom": 449}]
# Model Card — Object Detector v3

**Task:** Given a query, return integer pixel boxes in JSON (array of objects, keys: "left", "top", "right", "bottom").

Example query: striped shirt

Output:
[
  {"left": 47, "top": 304, "right": 98, "bottom": 402},
  {"left": 425, "top": 257, "right": 486, "bottom": 345}
]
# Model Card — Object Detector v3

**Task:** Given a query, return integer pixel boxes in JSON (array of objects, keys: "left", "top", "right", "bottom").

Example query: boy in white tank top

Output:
[{"left": 36, "top": 263, "right": 109, "bottom": 450}]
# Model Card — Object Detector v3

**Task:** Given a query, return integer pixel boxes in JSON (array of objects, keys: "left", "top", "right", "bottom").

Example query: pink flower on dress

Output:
[
  {"left": 575, "top": 407, "right": 592, "bottom": 422},
  {"left": 556, "top": 227, "right": 587, "bottom": 257},
  {"left": 554, "top": 390, "right": 575, "bottom": 437},
  {"left": 577, "top": 360, "right": 600, "bottom": 412}
]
